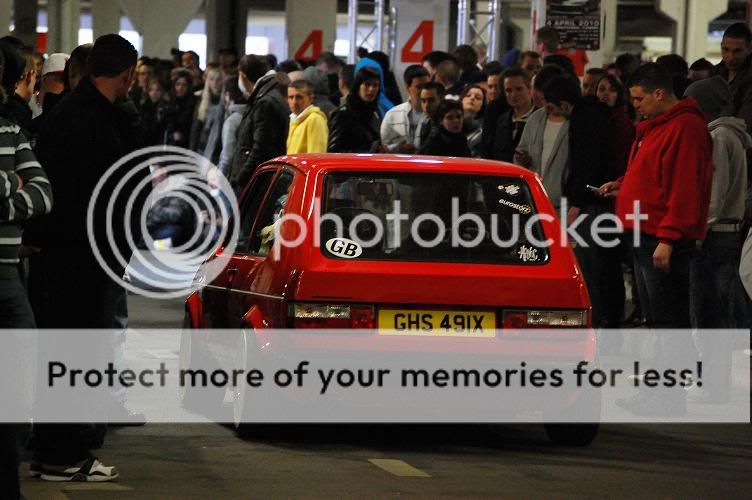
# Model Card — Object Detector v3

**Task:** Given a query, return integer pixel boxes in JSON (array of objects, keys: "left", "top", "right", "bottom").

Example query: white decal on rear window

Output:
[
  {"left": 498, "top": 198, "right": 532, "bottom": 214},
  {"left": 517, "top": 245, "right": 539, "bottom": 263},
  {"left": 325, "top": 238, "right": 363, "bottom": 259},
  {"left": 498, "top": 184, "right": 520, "bottom": 196}
]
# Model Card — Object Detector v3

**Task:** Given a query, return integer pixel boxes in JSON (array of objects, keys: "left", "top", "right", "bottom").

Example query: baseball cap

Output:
[{"left": 42, "top": 53, "right": 70, "bottom": 76}]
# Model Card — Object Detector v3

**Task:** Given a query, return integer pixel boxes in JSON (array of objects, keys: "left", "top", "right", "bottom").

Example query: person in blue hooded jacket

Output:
[{"left": 354, "top": 57, "right": 394, "bottom": 118}]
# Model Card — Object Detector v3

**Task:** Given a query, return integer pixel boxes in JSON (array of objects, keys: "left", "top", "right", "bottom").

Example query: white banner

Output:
[
  {"left": 285, "top": 0, "right": 337, "bottom": 62},
  {"left": 392, "top": 0, "right": 450, "bottom": 100},
  {"left": 1, "top": 329, "right": 748, "bottom": 424}
]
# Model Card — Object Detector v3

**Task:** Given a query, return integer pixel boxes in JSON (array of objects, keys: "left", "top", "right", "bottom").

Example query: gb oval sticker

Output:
[{"left": 325, "top": 238, "right": 363, "bottom": 259}]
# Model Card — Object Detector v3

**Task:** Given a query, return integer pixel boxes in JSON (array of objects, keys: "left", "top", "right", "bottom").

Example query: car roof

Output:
[{"left": 262, "top": 154, "right": 537, "bottom": 178}]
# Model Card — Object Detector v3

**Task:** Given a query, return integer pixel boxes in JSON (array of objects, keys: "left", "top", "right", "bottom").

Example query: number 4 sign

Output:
[
  {"left": 294, "top": 30, "right": 323, "bottom": 61},
  {"left": 400, "top": 21, "right": 433, "bottom": 63}
]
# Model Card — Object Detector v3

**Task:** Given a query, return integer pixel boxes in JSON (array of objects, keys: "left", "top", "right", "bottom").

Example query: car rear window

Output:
[{"left": 320, "top": 172, "right": 550, "bottom": 265}]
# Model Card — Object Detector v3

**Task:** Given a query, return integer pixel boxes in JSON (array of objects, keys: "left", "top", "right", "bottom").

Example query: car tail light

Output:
[
  {"left": 291, "top": 303, "right": 375, "bottom": 329},
  {"left": 502, "top": 310, "right": 587, "bottom": 329}
]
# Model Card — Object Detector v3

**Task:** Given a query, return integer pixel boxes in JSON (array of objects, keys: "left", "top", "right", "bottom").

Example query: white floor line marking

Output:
[
  {"left": 61, "top": 483, "right": 134, "bottom": 491},
  {"left": 368, "top": 458, "right": 431, "bottom": 477}
]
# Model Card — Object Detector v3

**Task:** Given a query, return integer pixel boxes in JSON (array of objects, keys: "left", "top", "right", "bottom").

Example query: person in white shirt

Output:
[{"left": 380, "top": 65, "right": 430, "bottom": 153}]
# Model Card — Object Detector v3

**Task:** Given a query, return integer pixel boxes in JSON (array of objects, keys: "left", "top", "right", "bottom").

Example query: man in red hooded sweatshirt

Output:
[{"left": 601, "top": 63, "right": 713, "bottom": 416}]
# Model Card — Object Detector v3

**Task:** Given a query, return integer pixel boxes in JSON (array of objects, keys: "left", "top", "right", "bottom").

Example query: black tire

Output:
[
  {"left": 178, "top": 314, "right": 225, "bottom": 413},
  {"left": 544, "top": 423, "right": 599, "bottom": 446},
  {"left": 233, "top": 329, "right": 256, "bottom": 436},
  {"left": 231, "top": 330, "right": 285, "bottom": 439},
  {"left": 543, "top": 388, "right": 601, "bottom": 446}
]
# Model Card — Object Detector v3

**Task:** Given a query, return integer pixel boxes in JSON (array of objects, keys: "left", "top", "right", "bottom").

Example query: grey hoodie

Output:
[
  {"left": 302, "top": 67, "right": 336, "bottom": 116},
  {"left": 218, "top": 102, "right": 248, "bottom": 176},
  {"left": 707, "top": 116, "right": 751, "bottom": 226}
]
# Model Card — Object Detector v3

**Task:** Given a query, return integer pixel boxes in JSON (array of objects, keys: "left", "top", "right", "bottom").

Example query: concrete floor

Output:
[{"left": 20, "top": 295, "right": 751, "bottom": 499}]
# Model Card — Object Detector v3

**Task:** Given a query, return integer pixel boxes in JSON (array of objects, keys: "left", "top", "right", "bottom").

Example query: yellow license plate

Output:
[{"left": 378, "top": 309, "right": 496, "bottom": 337}]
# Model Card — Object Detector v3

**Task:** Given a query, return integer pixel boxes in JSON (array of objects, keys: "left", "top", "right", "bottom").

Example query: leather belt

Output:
[{"left": 709, "top": 222, "right": 741, "bottom": 233}]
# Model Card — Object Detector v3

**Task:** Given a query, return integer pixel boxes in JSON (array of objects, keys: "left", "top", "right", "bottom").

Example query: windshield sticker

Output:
[
  {"left": 325, "top": 238, "right": 363, "bottom": 259},
  {"left": 499, "top": 198, "right": 532, "bottom": 214},
  {"left": 498, "top": 184, "right": 521, "bottom": 196},
  {"left": 517, "top": 245, "right": 539, "bottom": 263}
]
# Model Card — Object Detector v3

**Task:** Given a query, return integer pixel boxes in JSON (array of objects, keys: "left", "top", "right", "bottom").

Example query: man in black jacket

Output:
[
  {"left": 31, "top": 33, "right": 146, "bottom": 482},
  {"left": 416, "top": 82, "right": 445, "bottom": 150},
  {"left": 230, "top": 55, "right": 289, "bottom": 192},
  {"left": 715, "top": 22, "right": 752, "bottom": 132},
  {"left": 485, "top": 67, "right": 534, "bottom": 162},
  {"left": 0, "top": 45, "right": 53, "bottom": 499},
  {"left": 0, "top": 39, "right": 33, "bottom": 138},
  {"left": 543, "top": 75, "right": 621, "bottom": 329}
]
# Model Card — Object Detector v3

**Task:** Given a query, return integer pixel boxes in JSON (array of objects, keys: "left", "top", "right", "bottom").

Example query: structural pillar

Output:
[
  {"left": 392, "top": 0, "right": 450, "bottom": 90},
  {"left": 485, "top": 0, "right": 501, "bottom": 63},
  {"left": 120, "top": 0, "right": 203, "bottom": 58},
  {"left": 657, "top": 0, "right": 728, "bottom": 61},
  {"left": 504, "top": 1, "right": 532, "bottom": 54},
  {"left": 1, "top": 0, "right": 13, "bottom": 39},
  {"left": 347, "top": 0, "right": 357, "bottom": 63},
  {"left": 207, "top": 0, "right": 245, "bottom": 62},
  {"left": 286, "top": 0, "right": 337, "bottom": 62},
  {"left": 529, "top": 0, "right": 547, "bottom": 51},
  {"left": 457, "top": 0, "right": 470, "bottom": 46},
  {"left": 47, "top": 0, "right": 80, "bottom": 53},
  {"left": 92, "top": 0, "right": 121, "bottom": 39},
  {"left": 656, "top": 0, "right": 687, "bottom": 57},
  {"left": 234, "top": 0, "right": 249, "bottom": 58},
  {"left": 12, "top": 0, "right": 38, "bottom": 49},
  {"left": 684, "top": 0, "right": 728, "bottom": 63},
  {"left": 588, "top": 0, "right": 617, "bottom": 70},
  {"left": 601, "top": 0, "right": 618, "bottom": 61}
]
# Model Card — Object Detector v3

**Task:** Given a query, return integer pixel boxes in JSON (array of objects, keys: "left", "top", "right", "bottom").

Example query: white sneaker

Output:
[{"left": 39, "top": 457, "right": 119, "bottom": 482}]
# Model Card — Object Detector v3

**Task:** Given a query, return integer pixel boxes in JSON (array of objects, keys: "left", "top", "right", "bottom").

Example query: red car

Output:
[{"left": 181, "top": 154, "right": 598, "bottom": 445}]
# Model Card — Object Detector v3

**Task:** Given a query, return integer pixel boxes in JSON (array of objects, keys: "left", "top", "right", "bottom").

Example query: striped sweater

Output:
[{"left": 0, "top": 119, "right": 52, "bottom": 278}]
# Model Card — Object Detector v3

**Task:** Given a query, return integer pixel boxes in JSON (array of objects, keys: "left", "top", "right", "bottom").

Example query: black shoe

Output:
[
  {"left": 108, "top": 406, "right": 146, "bottom": 426},
  {"left": 39, "top": 457, "right": 118, "bottom": 482},
  {"left": 629, "top": 395, "right": 686, "bottom": 417}
]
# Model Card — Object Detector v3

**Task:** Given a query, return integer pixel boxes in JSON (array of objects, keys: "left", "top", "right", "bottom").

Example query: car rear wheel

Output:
[
  {"left": 179, "top": 314, "right": 224, "bottom": 412},
  {"left": 543, "top": 385, "right": 601, "bottom": 446},
  {"left": 233, "top": 328, "right": 257, "bottom": 436},
  {"left": 544, "top": 423, "right": 599, "bottom": 446}
]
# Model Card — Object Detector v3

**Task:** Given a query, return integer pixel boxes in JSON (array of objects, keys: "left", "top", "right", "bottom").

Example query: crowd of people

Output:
[{"left": 0, "top": 19, "right": 752, "bottom": 493}]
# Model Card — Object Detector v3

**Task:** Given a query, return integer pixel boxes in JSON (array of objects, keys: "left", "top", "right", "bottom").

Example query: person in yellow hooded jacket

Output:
[{"left": 286, "top": 79, "right": 328, "bottom": 154}]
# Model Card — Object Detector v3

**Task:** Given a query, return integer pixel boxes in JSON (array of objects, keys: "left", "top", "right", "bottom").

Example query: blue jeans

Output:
[
  {"left": 572, "top": 205, "right": 625, "bottom": 329},
  {"left": 0, "top": 273, "right": 37, "bottom": 499},
  {"left": 690, "top": 232, "right": 741, "bottom": 328},
  {"left": 633, "top": 234, "right": 693, "bottom": 329},
  {"left": 632, "top": 234, "right": 696, "bottom": 402},
  {"left": 32, "top": 255, "right": 128, "bottom": 465},
  {"left": 689, "top": 232, "right": 740, "bottom": 397}
]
